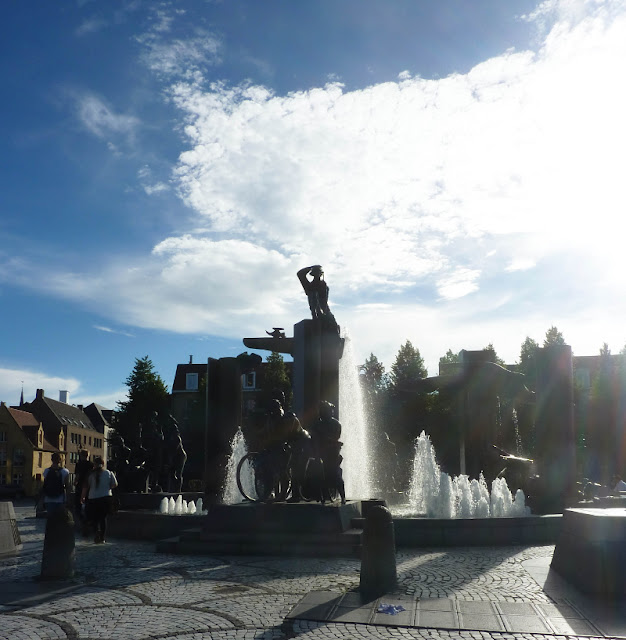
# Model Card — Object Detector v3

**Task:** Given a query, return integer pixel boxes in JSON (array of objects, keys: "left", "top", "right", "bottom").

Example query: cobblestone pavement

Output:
[{"left": 0, "top": 505, "right": 618, "bottom": 640}]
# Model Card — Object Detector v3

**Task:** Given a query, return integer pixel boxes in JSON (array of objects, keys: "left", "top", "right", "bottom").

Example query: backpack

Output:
[{"left": 43, "top": 468, "right": 64, "bottom": 498}]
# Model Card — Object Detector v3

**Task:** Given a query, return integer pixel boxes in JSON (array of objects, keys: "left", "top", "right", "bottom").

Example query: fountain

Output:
[
  {"left": 338, "top": 330, "right": 375, "bottom": 499},
  {"left": 398, "top": 431, "right": 529, "bottom": 519},
  {"left": 221, "top": 427, "right": 253, "bottom": 504}
]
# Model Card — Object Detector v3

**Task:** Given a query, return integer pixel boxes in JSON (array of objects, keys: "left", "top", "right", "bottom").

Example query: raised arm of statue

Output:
[{"left": 298, "top": 265, "right": 328, "bottom": 320}]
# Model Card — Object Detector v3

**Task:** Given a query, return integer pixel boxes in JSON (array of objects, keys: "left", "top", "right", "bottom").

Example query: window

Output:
[
  {"left": 186, "top": 372, "right": 199, "bottom": 391},
  {"left": 38, "top": 430, "right": 43, "bottom": 446},
  {"left": 242, "top": 372, "right": 256, "bottom": 390},
  {"left": 13, "top": 448, "right": 25, "bottom": 466},
  {"left": 89, "top": 436, "right": 92, "bottom": 446},
  {"left": 0, "top": 431, "right": 6, "bottom": 442},
  {"left": 0, "top": 448, "right": 6, "bottom": 465},
  {"left": 38, "top": 452, "right": 43, "bottom": 467},
  {"left": 13, "top": 472, "right": 23, "bottom": 485},
  {"left": 0, "top": 473, "right": 5, "bottom": 485}
]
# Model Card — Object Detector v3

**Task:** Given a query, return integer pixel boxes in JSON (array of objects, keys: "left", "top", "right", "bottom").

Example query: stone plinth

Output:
[
  {"left": 0, "top": 501, "right": 22, "bottom": 557},
  {"left": 551, "top": 508, "right": 626, "bottom": 598}
]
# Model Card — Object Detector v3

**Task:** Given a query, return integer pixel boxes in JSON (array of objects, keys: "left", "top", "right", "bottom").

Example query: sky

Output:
[{"left": 2, "top": 0, "right": 626, "bottom": 410}]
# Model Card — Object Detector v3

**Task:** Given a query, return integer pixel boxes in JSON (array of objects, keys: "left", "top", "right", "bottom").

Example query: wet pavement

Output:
[{"left": 1, "top": 502, "right": 625, "bottom": 640}]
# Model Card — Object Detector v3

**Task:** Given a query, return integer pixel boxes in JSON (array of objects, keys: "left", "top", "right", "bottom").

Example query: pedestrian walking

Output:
[{"left": 82, "top": 456, "right": 118, "bottom": 544}]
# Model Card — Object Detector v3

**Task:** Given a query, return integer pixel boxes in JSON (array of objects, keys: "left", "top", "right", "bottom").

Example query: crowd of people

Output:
[{"left": 40, "top": 449, "right": 118, "bottom": 544}]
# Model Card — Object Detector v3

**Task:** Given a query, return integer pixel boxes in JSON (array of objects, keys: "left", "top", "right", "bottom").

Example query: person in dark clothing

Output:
[
  {"left": 311, "top": 401, "right": 346, "bottom": 504},
  {"left": 74, "top": 449, "right": 93, "bottom": 534},
  {"left": 82, "top": 456, "right": 118, "bottom": 544}
]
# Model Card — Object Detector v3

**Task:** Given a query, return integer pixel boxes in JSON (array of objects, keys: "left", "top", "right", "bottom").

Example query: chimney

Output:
[
  {"left": 59, "top": 390, "right": 69, "bottom": 404},
  {"left": 36, "top": 389, "right": 44, "bottom": 399},
  {"left": 77, "top": 404, "right": 83, "bottom": 411},
  {"left": 189, "top": 355, "right": 193, "bottom": 364}
]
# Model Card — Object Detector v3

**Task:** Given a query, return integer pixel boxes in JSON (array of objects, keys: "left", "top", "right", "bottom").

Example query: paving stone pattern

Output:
[{"left": 0, "top": 506, "right": 620, "bottom": 640}]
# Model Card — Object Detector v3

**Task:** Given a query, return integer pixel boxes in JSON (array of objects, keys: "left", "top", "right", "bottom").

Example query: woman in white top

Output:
[{"left": 81, "top": 455, "right": 118, "bottom": 544}]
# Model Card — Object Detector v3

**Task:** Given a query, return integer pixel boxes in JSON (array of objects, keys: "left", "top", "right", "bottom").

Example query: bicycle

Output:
[
  {"left": 301, "top": 455, "right": 339, "bottom": 504},
  {"left": 236, "top": 445, "right": 292, "bottom": 503}
]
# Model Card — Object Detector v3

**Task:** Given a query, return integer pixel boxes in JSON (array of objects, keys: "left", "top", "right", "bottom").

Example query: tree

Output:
[
  {"left": 359, "top": 353, "right": 388, "bottom": 434},
  {"left": 113, "top": 356, "right": 170, "bottom": 442},
  {"left": 262, "top": 351, "right": 292, "bottom": 408},
  {"left": 360, "top": 353, "right": 386, "bottom": 395},
  {"left": 439, "top": 349, "right": 460, "bottom": 365},
  {"left": 518, "top": 336, "right": 539, "bottom": 389},
  {"left": 482, "top": 343, "right": 505, "bottom": 366},
  {"left": 544, "top": 326, "right": 565, "bottom": 347},
  {"left": 389, "top": 340, "right": 428, "bottom": 393}
]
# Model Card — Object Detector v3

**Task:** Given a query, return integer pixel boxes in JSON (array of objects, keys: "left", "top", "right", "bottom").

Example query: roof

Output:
[
  {"left": 83, "top": 403, "right": 113, "bottom": 433},
  {"left": 6, "top": 407, "right": 58, "bottom": 451},
  {"left": 20, "top": 424, "right": 59, "bottom": 452},
  {"left": 172, "top": 364, "right": 208, "bottom": 392},
  {"left": 42, "top": 396, "right": 98, "bottom": 431},
  {"left": 8, "top": 407, "right": 40, "bottom": 428}
]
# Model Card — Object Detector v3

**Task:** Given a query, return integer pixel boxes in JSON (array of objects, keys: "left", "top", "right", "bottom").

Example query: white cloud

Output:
[
  {"left": 75, "top": 17, "right": 107, "bottom": 36},
  {"left": 93, "top": 325, "right": 135, "bottom": 338},
  {"left": 76, "top": 93, "right": 140, "bottom": 140},
  {"left": 136, "top": 6, "right": 221, "bottom": 80},
  {"left": 5, "top": 1, "right": 626, "bottom": 376},
  {"left": 0, "top": 367, "right": 81, "bottom": 408}
]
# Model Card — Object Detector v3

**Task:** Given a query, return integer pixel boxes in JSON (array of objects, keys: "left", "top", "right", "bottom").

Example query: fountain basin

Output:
[{"left": 392, "top": 513, "right": 562, "bottom": 547}]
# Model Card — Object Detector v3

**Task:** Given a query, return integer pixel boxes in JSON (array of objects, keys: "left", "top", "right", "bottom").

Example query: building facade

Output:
[
  {"left": 21, "top": 389, "right": 105, "bottom": 485},
  {"left": 0, "top": 402, "right": 60, "bottom": 496}
]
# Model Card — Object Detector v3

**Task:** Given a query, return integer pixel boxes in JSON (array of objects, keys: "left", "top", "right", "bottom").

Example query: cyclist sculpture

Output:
[
  {"left": 309, "top": 401, "right": 346, "bottom": 504},
  {"left": 237, "top": 397, "right": 311, "bottom": 503}
]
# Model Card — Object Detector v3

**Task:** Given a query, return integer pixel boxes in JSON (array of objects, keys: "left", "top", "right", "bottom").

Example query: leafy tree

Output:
[
  {"left": 439, "top": 349, "right": 460, "bottom": 365},
  {"left": 389, "top": 340, "right": 427, "bottom": 393},
  {"left": 113, "top": 356, "right": 170, "bottom": 442},
  {"left": 360, "top": 353, "right": 386, "bottom": 394},
  {"left": 482, "top": 343, "right": 505, "bottom": 366},
  {"left": 544, "top": 326, "right": 565, "bottom": 347},
  {"left": 262, "top": 351, "right": 292, "bottom": 408},
  {"left": 518, "top": 336, "right": 539, "bottom": 389}
]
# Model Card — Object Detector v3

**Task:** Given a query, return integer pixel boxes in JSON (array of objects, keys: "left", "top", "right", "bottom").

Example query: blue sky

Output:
[{"left": 2, "top": 0, "right": 626, "bottom": 409}]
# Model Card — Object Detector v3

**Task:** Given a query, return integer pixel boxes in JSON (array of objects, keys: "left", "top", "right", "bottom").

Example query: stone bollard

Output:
[
  {"left": 0, "top": 501, "right": 22, "bottom": 557},
  {"left": 40, "top": 507, "right": 75, "bottom": 580},
  {"left": 359, "top": 504, "right": 397, "bottom": 599}
]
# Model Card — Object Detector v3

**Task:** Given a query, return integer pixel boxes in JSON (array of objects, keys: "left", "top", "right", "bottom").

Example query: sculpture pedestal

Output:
[{"left": 551, "top": 508, "right": 626, "bottom": 598}]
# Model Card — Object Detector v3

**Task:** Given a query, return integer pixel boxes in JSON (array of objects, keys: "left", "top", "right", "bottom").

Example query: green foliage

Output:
[
  {"left": 114, "top": 356, "right": 169, "bottom": 440},
  {"left": 482, "top": 343, "right": 505, "bottom": 366},
  {"left": 518, "top": 336, "right": 539, "bottom": 390},
  {"left": 263, "top": 351, "right": 292, "bottom": 408},
  {"left": 389, "top": 340, "right": 427, "bottom": 393},
  {"left": 543, "top": 326, "right": 565, "bottom": 347},
  {"left": 439, "top": 349, "right": 460, "bottom": 365},
  {"left": 360, "top": 353, "right": 386, "bottom": 394}
]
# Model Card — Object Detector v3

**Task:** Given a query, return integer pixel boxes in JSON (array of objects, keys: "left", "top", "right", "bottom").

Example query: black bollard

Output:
[
  {"left": 40, "top": 507, "right": 75, "bottom": 580},
  {"left": 359, "top": 504, "right": 397, "bottom": 599}
]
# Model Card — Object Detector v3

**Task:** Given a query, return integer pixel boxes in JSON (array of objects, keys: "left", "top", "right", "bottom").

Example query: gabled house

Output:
[
  {"left": 21, "top": 389, "right": 105, "bottom": 484},
  {"left": 0, "top": 402, "right": 59, "bottom": 496},
  {"left": 82, "top": 402, "right": 113, "bottom": 462}
]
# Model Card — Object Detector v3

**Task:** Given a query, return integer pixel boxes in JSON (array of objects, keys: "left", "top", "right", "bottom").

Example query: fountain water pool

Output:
[{"left": 394, "top": 431, "right": 530, "bottom": 518}]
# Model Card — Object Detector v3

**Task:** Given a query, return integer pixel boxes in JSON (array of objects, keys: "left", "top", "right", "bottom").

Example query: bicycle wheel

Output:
[
  {"left": 254, "top": 464, "right": 276, "bottom": 502},
  {"left": 301, "top": 457, "right": 323, "bottom": 502},
  {"left": 236, "top": 452, "right": 260, "bottom": 502},
  {"left": 274, "top": 466, "right": 292, "bottom": 502}
]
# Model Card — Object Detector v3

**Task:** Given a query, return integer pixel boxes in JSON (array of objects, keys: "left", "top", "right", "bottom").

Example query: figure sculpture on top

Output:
[
  {"left": 297, "top": 265, "right": 339, "bottom": 332},
  {"left": 163, "top": 414, "right": 187, "bottom": 493}
]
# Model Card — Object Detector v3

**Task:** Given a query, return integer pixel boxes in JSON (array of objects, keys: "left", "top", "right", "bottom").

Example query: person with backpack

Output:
[
  {"left": 41, "top": 452, "right": 70, "bottom": 517},
  {"left": 81, "top": 456, "right": 118, "bottom": 544}
]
